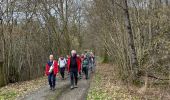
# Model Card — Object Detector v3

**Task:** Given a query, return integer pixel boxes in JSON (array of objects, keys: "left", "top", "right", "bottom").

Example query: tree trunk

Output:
[
  {"left": 60, "top": 0, "right": 70, "bottom": 54},
  {"left": 0, "top": 61, "right": 5, "bottom": 87},
  {"left": 124, "top": 0, "right": 139, "bottom": 83}
]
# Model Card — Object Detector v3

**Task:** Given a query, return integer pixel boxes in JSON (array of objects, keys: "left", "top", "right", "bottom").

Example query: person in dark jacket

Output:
[
  {"left": 82, "top": 55, "right": 89, "bottom": 80},
  {"left": 67, "top": 50, "right": 81, "bottom": 89}
]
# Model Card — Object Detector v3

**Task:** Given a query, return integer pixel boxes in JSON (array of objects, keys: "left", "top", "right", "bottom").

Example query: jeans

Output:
[
  {"left": 70, "top": 70, "right": 78, "bottom": 86},
  {"left": 60, "top": 67, "right": 65, "bottom": 79},
  {"left": 48, "top": 73, "right": 56, "bottom": 88}
]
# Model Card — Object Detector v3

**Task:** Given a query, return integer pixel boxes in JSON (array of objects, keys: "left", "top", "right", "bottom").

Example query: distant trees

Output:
[
  {"left": 85, "top": 0, "right": 170, "bottom": 85},
  {"left": 0, "top": 0, "right": 85, "bottom": 85}
]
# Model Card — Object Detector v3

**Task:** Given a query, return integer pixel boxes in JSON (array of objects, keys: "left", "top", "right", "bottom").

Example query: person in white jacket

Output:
[{"left": 58, "top": 56, "right": 67, "bottom": 80}]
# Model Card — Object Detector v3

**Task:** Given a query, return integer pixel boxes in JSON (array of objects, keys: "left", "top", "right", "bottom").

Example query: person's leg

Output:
[
  {"left": 48, "top": 74, "right": 52, "bottom": 90},
  {"left": 84, "top": 67, "right": 87, "bottom": 79},
  {"left": 63, "top": 67, "right": 65, "bottom": 79},
  {"left": 52, "top": 74, "right": 56, "bottom": 90},
  {"left": 91, "top": 62, "right": 93, "bottom": 72},
  {"left": 86, "top": 67, "right": 89, "bottom": 79},
  {"left": 70, "top": 71, "right": 74, "bottom": 89},
  {"left": 79, "top": 71, "right": 82, "bottom": 79},
  {"left": 91, "top": 63, "right": 94, "bottom": 72},
  {"left": 82, "top": 67, "right": 85, "bottom": 79},
  {"left": 89, "top": 62, "right": 91, "bottom": 72},
  {"left": 60, "top": 68, "right": 62, "bottom": 78},
  {"left": 93, "top": 62, "right": 96, "bottom": 72},
  {"left": 74, "top": 71, "right": 78, "bottom": 87},
  {"left": 60, "top": 67, "right": 64, "bottom": 79}
]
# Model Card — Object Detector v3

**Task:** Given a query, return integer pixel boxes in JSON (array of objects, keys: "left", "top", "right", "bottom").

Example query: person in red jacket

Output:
[
  {"left": 77, "top": 54, "right": 82, "bottom": 79},
  {"left": 45, "top": 54, "right": 59, "bottom": 91},
  {"left": 67, "top": 50, "right": 81, "bottom": 89}
]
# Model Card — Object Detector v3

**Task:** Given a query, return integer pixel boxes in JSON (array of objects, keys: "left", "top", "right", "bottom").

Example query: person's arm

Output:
[
  {"left": 58, "top": 59, "right": 60, "bottom": 66},
  {"left": 45, "top": 64, "right": 49, "bottom": 76},
  {"left": 53, "top": 60, "right": 59, "bottom": 75},
  {"left": 67, "top": 58, "right": 70, "bottom": 72},
  {"left": 77, "top": 58, "right": 81, "bottom": 72},
  {"left": 64, "top": 58, "right": 67, "bottom": 65},
  {"left": 64, "top": 59, "right": 67, "bottom": 67},
  {"left": 81, "top": 60, "right": 83, "bottom": 69}
]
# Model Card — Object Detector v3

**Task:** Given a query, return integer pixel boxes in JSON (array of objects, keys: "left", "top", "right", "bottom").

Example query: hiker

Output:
[
  {"left": 82, "top": 54, "right": 89, "bottom": 79},
  {"left": 45, "top": 54, "right": 59, "bottom": 91},
  {"left": 66, "top": 55, "right": 70, "bottom": 63},
  {"left": 84, "top": 51, "right": 91, "bottom": 68},
  {"left": 90, "top": 52, "right": 96, "bottom": 72},
  {"left": 81, "top": 54, "right": 85, "bottom": 61},
  {"left": 77, "top": 54, "right": 82, "bottom": 79},
  {"left": 67, "top": 50, "right": 81, "bottom": 89},
  {"left": 66, "top": 55, "right": 70, "bottom": 74},
  {"left": 81, "top": 54, "right": 85, "bottom": 75},
  {"left": 58, "top": 56, "right": 67, "bottom": 80}
]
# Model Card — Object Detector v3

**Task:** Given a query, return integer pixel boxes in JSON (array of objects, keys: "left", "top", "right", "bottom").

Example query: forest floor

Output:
[
  {"left": 87, "top": 64, "right": 141, "bottom": 100},
  {"left": 0, "top": 63, "right": 169, "bottom": 100},
  {"left": 87, "top": 64, "right": 170, "bottom": 100},
  {"left": 0, "top": 77, "right": 47, "bottom": 100}
]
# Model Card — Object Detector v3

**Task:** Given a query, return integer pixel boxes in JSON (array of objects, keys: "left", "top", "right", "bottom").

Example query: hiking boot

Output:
[
  {"left": 74, "top": 85, "right": 78, "bottom": 88},
  {"left": 79, "top": 76, "right": 82, "bottom": 79},
  {"left": 52, "top": 87, "right": 56, "bottom": 91},
  {"left": 70, "top": 85, "right": 74, "bottom": 89}
]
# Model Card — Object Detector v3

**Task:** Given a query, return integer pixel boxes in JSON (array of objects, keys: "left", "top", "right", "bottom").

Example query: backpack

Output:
[
  {"left": 82, "top": 58, "right": 89, "bottom": 67},
  {"left": 85, "top": 53, "right": 90, "bottom": 62},
  {"left": 58, "top": 58, "right": 67, "bottom": 68}
]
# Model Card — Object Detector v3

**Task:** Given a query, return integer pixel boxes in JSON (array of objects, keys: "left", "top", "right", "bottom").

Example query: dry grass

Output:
[
  {"left": 87, "top": 64, "right": 140, "bottom": 100},
  {"left": 87, "top": 64, "right": 170, "bottom": 100},
  {"left": 0, "top": 77, "right": 47, "bottom": 100}
]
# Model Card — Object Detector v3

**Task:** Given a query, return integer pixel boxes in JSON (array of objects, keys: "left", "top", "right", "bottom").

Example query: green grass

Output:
[
  {"left": 0, "top": 91, "right": 17, "bottom": 100},
  {"left": 96, "top": 56, "right": 104, "bottom": 64},
  {"left": 87, "top": 72, "right": 111, "bottom": 100},
  {"left": 87, "top": 89, "right": 111, "bottom": 100}
]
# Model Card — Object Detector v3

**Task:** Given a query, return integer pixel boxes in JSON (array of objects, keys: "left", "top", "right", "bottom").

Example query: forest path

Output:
[
  {"left": 17, "top": 76, "right": 70, "bottom": 100},
  {"left": 17, "top": 70, "right": 93, "bottom": 100},
  {"left": 57, "top": 74, "right": 92, "bottom": 100}
]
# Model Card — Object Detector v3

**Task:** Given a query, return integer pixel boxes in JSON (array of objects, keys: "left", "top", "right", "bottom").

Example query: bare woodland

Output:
[
  {"left": 0, "top": 0, "right": 170, "bottom": 94},
  {"left": 0, "top": 0, "right": 86, "bottom": 86},
  {"left": 86, "top": 0, "right": 170, "bottom": 92}
]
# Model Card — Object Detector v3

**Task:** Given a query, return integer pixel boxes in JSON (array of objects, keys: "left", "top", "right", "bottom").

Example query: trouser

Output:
[
  {"left": 79, "top": 71, "right": 82, "bottom": 78},
  {"left": 82, "top": 67, "right": 88, "bottom": 79},
  {"left": 60, "top": 67, "right": 65, "bottom": 79},
  {"left": 90, "top": 62, "right": 95, "bottom": 72},
  {"left": 89, "top": 62, "right": 93, "bottom": 71},
  {"left": 48, "top": 73, "right": 56, "bottom": 88},
  {"left": 70, "top": 70, "right": 78, "bottom": 86}
]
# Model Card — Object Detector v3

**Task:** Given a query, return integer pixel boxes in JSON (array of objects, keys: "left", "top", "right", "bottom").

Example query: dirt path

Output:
[
  {"left": 17, "top": 78, "right": 70, "bottom": 100},
  {"left": 17, "top": 71, "right": 92, "bottom": 100},
  {"left": 57, "top": 78, "right": 91, "bottom": 100}
]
